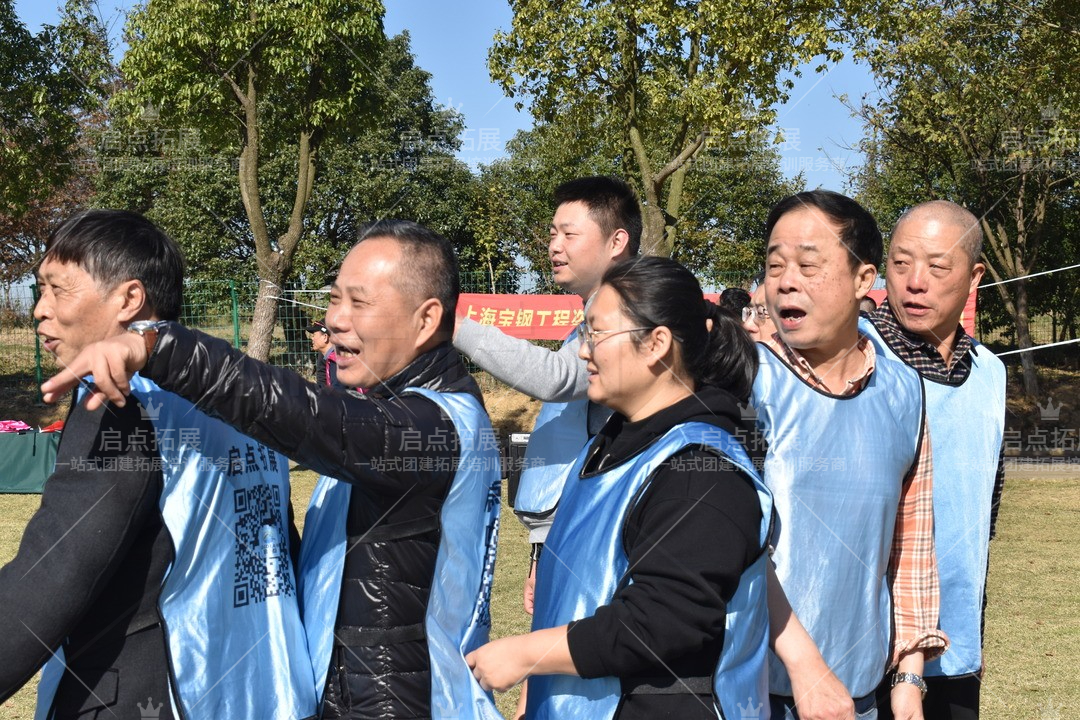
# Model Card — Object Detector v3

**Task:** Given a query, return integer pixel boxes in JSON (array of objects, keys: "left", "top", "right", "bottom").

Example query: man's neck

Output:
[
  {"left": 791, "top": 331, "right": 866, "bottom": 395},
  {"left": 926, "top": 327, "right": 959, "bottom": 368}
]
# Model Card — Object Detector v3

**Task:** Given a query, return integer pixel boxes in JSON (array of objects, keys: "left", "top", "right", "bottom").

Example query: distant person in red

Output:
[{"left": 305, "top": 319, "right": 342, "bottom": 387}]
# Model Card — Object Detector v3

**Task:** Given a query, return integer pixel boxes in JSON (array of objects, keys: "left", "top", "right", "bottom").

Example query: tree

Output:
[
  {"left": 0, "top": 0, "right": 113, "bottom": 286},
  {"left": 855, "top": 0, "right": 1080, "bottom": 395},
  {"left": 489, "top": 0, "right": 843, "bottom": 256},
  {"left": 673, "top": 129, "right": 802, "bottom": 286},
  {"left": 0, "top": 0, "right": 111, "bottom": 217},
  {"left": 116, "top": 0, "right": 385, "bottom": 361},
  {"left": 293, "top": 33, "right": 486, "bottom": 291}
]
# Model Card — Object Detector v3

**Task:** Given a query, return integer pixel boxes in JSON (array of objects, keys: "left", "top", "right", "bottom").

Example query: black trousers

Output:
[{"left": 875, "top": 673, "right": 980, "bottom": 720}]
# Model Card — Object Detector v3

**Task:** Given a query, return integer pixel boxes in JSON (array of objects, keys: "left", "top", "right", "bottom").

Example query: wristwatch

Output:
[
  {"left": 891, "top": 671, "right": 928, "bottom": 698},
  {"left": 127, "top": 320, "right": 168, "bottom": 357}
]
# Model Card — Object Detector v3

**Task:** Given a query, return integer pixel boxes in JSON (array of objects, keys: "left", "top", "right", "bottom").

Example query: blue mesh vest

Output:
[
  {"left": 751, "top": 343, "right": 924, "bottom": 698},
  {"left": 529, "top": 423, "right": 773, "bottom": 720},
  {"left": 36, "top": 374, "right": 317, "bottom": 720},
  {"left": 298, "top": 388, "right": 503, "bottom": 719},
  {"left": 514, "top": 327, "right": 590, "bottom": 521},
  {"left": 861, "top": 317, "right": 1005, "bottom": 676}
]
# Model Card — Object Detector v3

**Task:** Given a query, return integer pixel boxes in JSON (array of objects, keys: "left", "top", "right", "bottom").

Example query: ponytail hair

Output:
[{"left": 601, "top": 257, "right": 758, "bottom": 402}]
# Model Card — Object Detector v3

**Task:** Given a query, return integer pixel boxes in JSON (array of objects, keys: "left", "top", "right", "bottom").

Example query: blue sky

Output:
[{"left": 16, "top": 0, "right": 876, "bottom": 190}]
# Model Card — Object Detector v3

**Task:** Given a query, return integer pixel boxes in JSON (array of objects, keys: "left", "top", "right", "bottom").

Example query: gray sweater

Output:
[{"left": 453, "top": 317, "right": 610, "bottom": 541}]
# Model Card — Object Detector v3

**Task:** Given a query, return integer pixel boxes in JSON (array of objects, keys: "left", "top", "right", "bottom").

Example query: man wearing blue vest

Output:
[
  {"left": 752, "top": 191, "right": 948, "bottom": 720},
  {"left": 43, "top": 219, "right": 504, "bottom": 720},
  {"left": 865, "top": 201, "right": 1005, "bottom": 720},
  {"left": 453, "top": 176, "right": 640, "bottom": 613},
  {"left": 0, "top": 210, "right": 315, "bottom": 719}
]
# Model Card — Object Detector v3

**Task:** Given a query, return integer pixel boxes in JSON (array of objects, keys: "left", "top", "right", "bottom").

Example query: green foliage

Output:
[
  {"left": 98, "top": 30, "right": 494, "bottom": 299},
  {"left": 112, "top": 0, "right": 388, "bottom": 360},
  {"left": 490, "top": 0, "right": 846, "bottom": 254},
  {"left": 117, "top": 0, "right": 386, "bottom": 148},
  {"left": 0, "top": 0, "right": 111, "bottom": 215},
  {"left": 293, "top": 33, "right": 488, "bottom": 288},
  {"left": 675, "top": 130, "right": 802, "bottom": 285}
]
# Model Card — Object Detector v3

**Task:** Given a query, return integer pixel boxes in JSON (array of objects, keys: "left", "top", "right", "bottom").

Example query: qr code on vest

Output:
[{"left": 232, "top": 484, "right": 296, "bottom": 607}]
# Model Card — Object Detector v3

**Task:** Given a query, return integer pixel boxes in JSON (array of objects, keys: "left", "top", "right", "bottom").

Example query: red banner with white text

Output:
[{"left": 457, "top": 290, "right": 977, "bottom": 340}]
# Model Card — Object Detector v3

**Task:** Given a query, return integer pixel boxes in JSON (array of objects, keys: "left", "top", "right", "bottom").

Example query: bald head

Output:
[{"left": 893, "top": 201, "right": 983, "bottom": 266}]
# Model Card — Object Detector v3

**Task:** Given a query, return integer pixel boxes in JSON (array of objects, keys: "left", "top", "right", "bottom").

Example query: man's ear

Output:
[
  {"left": 853, "top": 262, "right": 878, "bottom": 300},
  {"left": 609, "top": 228, "right": 631, "bottom": 260},
  {"left": 114, "top": 279, "right": 148, "bottom": 323},
  {"left": 413, "top": 298, "right": 445, "bottom": 349},
  {"left": 969, "top": 262, "right": 986, "bottom": 295}
]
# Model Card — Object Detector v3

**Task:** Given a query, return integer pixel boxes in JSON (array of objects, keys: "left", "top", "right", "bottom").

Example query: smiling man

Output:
[
  {"left": 453, "top": 176, "right": 639, "bottom": 613},
  {"left": 864, "top": 201, "right": 1005, "bottom": 720},
  {"left": 1, "top": 210, "right": 315, "bottom": 720},
  {"left": 751, "top": 190, "right": 947, "bottom": 720},
  {"left": 42, "top": 219, "right": 504, "bottom": 720}
]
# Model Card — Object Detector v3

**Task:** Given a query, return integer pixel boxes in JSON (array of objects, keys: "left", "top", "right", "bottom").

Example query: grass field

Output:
[{"left": 0, "top": 467, "right": 1076, "bottom": 718}]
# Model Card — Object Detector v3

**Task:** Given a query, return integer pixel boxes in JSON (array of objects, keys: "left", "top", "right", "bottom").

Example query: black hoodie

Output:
[{"left": 565, "top": 385, "right": 764, "bottom": 720}]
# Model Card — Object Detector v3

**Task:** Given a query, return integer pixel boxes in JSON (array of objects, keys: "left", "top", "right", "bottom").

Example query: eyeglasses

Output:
[
  {"left": 741, "top": 305, "right": 770, "bottom": 325},
  {"left": 576, "top": 324, "right": 653, "bottom": 353}
]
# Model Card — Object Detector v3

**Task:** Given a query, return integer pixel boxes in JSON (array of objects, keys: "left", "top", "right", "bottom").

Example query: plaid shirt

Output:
[
  {"left": 869, "top": 300, "right": 974, "bottom": 384},
  {"left": 868, "top": 301, "right": 1007, "bottom": 538},
  {"left": 764, "top": 333, "right": 949, "bottom": 666}
]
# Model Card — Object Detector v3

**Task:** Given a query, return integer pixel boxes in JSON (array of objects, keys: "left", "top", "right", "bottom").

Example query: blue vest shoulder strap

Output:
[{"left": 529, "top": 422, "right": 772, "bottom": 720}]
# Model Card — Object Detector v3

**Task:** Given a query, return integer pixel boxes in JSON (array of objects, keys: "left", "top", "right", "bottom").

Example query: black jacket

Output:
[
  {"left": 0, "top": 396, "right": 177, "bottom": 719},
  {"left": 565, "top": 386, "right": 764, "bottom": 720},
  {"left": 144, "top": 325, "right": 483, "bottom": 720}
]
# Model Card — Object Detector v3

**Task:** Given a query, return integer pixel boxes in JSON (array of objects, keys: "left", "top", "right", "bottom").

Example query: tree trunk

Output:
[
  {"left": 641, "top": 199, "right": 667, "bottom": 256},
  {"left": 662, "top": 161, "right": 692, "bottom": 256},
  {"left": 1013, "top": 278, "right": 1040, "bottom": 397},
  {"left": 245, "top": 256, "right": 287, "bottom": 362}
]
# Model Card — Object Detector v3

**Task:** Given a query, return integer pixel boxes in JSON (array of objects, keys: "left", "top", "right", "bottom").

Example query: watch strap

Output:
[{"left": 891, "top": 671, "right": 928, "bottom": 698}]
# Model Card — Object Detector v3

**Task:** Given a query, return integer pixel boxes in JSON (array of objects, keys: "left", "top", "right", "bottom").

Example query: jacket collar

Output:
[{"left": 369, "top": 342, "right": 484, "bottom": 405}]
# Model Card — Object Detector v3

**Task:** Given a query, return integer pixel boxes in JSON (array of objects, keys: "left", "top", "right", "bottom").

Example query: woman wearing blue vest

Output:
[{"left": 467, "top": 257, "right": 774, "bottom": 720}]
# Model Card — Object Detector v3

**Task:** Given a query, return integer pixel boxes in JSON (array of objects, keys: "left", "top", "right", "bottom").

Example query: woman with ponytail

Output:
[{"left": 467, "top": 256, "right": 774, "bottom": 720}]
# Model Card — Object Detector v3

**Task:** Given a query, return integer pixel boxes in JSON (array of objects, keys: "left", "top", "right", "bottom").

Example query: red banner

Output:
[{"left": 458, "top": 290, "right": 977, "bottom": 340}]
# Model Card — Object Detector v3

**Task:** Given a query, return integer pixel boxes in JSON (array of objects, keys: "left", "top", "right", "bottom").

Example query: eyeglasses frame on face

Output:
[
  {"left": 741, "top": 305, "right": 770, "bottom": 325},
  {"left": 577, "top": 324, "right": 654, "bottom": 353}
]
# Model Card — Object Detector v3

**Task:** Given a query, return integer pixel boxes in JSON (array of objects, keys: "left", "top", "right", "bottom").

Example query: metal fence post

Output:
[{"left": 230, "top": 280, "right": 241, "bottom": 349}]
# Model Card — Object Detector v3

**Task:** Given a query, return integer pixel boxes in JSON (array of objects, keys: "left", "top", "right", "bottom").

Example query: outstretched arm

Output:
[
  {"left": 42, "top": 323, "right": 456, "bottom": 495},
  {"left": 454, "top": 318, "right": 587, "bottom": 402}
]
